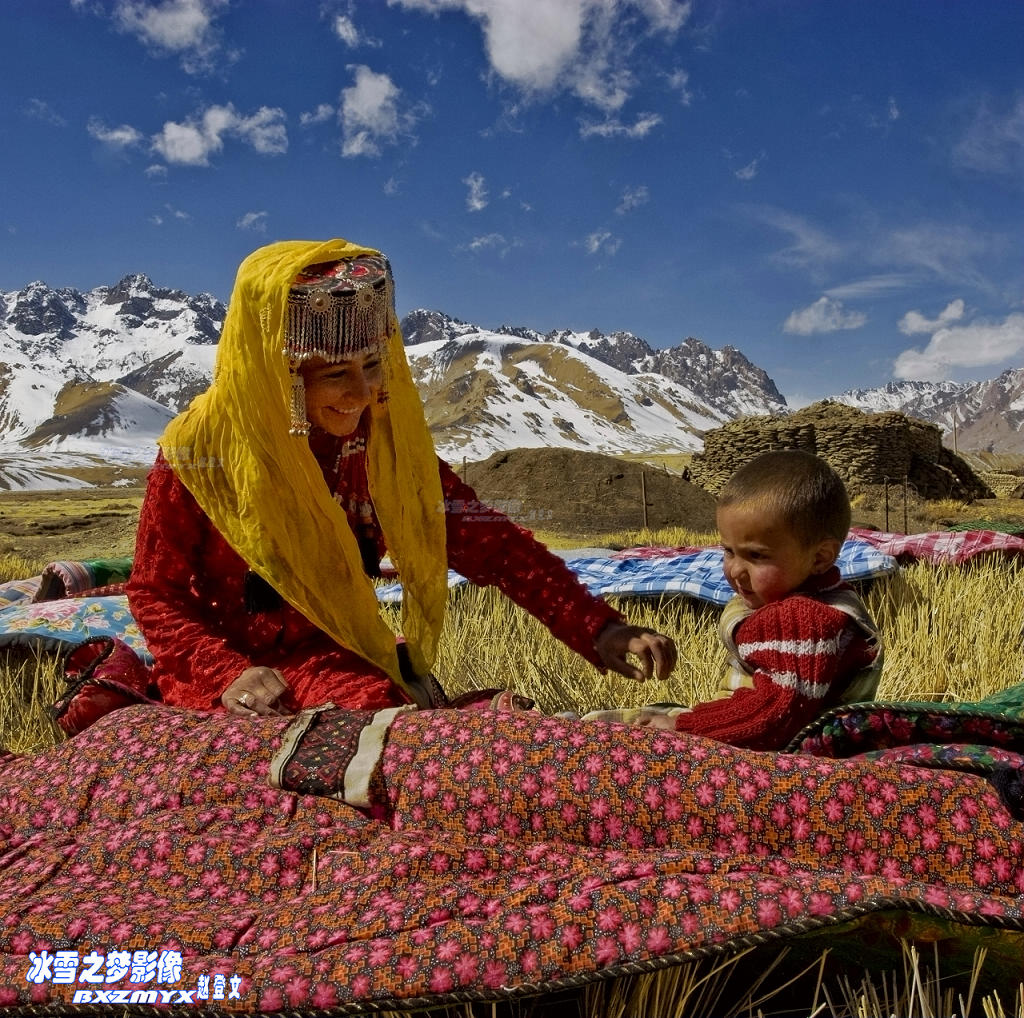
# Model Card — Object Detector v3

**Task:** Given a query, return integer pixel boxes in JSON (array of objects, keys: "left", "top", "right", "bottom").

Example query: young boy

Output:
[{"left": 585, "top": 450, "right": 883, "bottom": 750}]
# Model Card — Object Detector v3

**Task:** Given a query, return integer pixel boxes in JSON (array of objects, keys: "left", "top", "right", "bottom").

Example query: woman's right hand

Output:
[{"left": 222, "top": 667, "right": 292, "bottom": 717}]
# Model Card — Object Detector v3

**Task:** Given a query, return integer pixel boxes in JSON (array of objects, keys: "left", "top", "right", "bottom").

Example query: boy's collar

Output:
[{"left": 796, "top": 564, "right": 843, "bottom": 595}]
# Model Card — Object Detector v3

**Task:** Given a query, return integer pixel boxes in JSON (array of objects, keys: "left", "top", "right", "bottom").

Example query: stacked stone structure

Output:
[{"left": 690, "top": 401, "right": 992, "bottom": 501}]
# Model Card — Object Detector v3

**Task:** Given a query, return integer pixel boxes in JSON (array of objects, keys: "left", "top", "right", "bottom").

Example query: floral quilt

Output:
[{"left": 0, "top": 703, "right": 1021, "bottom": 1013}]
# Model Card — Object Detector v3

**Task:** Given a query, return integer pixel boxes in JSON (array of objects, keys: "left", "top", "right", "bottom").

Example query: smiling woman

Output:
[
  {"left": 122, "top": 238, "right": 676, "bottom": 724},
  {"left": 300, "top": 351, "right": 384, "bottom": 437}
]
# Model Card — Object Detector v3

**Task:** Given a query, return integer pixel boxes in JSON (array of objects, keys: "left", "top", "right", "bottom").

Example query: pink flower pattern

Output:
[{"left": 0, "top": 704, "right": 1020, "bottom": 1011}]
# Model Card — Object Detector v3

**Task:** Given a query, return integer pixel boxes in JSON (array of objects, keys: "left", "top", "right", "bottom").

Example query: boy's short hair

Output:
[{"left": 717, "top": 450, "right": 851, "bottom": 545}]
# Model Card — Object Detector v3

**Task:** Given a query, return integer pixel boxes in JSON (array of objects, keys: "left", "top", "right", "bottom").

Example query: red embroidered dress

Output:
[{"left": 127, "top": 419, "right": 619, "bottom": 712}]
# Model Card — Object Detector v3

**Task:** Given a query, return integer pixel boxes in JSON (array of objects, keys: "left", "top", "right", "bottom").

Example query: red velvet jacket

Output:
[{"left": 127, "top": 429, "right": 619, "bottom": 712}]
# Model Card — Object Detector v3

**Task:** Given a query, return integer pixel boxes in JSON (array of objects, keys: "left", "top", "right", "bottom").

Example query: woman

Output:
[{"left": 127, "top": 239, "right": 676, "bottom": 717}]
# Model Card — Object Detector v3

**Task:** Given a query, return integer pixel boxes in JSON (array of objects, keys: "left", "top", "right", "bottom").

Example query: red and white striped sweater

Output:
[{"left": 674, "top": 567, "right": 882, "bottom": 750}]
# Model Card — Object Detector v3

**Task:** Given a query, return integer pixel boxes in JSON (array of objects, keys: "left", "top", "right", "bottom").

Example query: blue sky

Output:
[{"left": 2, "top": 1, "right": 1023, "bottom": 405}]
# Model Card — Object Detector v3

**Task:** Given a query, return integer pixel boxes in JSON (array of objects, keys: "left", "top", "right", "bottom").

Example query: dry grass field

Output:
[
  {"left": 0, "top": 479, "right": 1023, "bottom": 1015},
  {"left": 0, "top": 485, "right": 144, "bottom": 561}
]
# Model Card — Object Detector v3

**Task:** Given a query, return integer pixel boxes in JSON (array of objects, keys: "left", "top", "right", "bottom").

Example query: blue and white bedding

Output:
[{"left": 375, "top": 538, "right": 898, "bottom": 606}]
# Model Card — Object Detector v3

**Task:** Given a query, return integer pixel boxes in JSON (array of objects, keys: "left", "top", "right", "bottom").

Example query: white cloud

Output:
[
  {"left": 300, "top": 103, "right": 334, "bottom": 127},
  {"left": 783, "top": 296, "right": 867, "bottom": 335},
  {"left": 152, "top": 119, "right": 215, "bottom": 165},
  {"left": 498, "top": 186, "right": 532, "bottom": 212},
  {"left": 637, "top": 0, "right": 692, "bottom": 32},
  {"left": 396, "top": 0, "right": 582, "bottom": 93},
  {"left": 151, "top": 202, "right": 190, "bottom": 225},
  {"left": 887, "top": 96, "right": 900, "bottom": 122},
  {"left": 333, "top": 14, "right": 360, "bottom": 46},
  {"left": 893, "top": 310, "right": 1024, "bottom": 381},
  {"left": 234, "top": 106, "right": 288, "bottom": 154},
  {"left": 87, "top": 117, "right": 145, "bottom": 149},
  {"left": 339, "top": 65, "right": 422, "bottom": 157},
  {"left": 383, "top": 176, "right": 400, "bottom": 196},
  {"left": 573, "top": 60, "right": 633, "bottom": 114},
  {"left": 236, "top": 210, "right": 268, "bottom": 232},
  {"left": 579, "top": 112, "right": 662, "bottom": 139},
  {"left": 583, "top": 230, "right": 621, "bottom": 256},
  {"left": 665, "top": 68, "right": 693, "bottom": 105},
  {"left": 898, "top": 299, "right": 965, "bottom": 336},
  {"left": 954, "top": 94, "right": 1024, "bottom": 177},
  {"left": 144, "top": 163, "right": 168, "bottom": 178},
  {"left": 151, "top": 103, "right": 287, "bottom": 166},
  {"left": 24, "top": 98, "right": 67, "bottom": 127},
  {"left": 467, "top": 232, "right": 518, "bottom": 256},
  {"left": 746, "top": 206, "right": 842, "bottom": 269},
  {"left": 881, "top": 223, "right": 1000, "bottom": 290},
  {"left": 824, "top": 274, "right": 916, "bottom": 299},
  {"left": 463, "top": 171, "right": 488, "bottom": 211},
  {"left": 112, "top": 0, "right": 229, "bottom": 73},
  {"left": 734, "top": 157, "right": 759, "bottom": 181},
  {"left": 390, "top": 0, "right": 691, "bottom": 113},
  {"left": 615, "top": 184, "right": 649, "bottom": 214}
]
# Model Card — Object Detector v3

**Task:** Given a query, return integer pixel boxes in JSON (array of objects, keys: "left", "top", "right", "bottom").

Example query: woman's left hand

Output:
[{"left": 595, "top": 621, "right": 677, "bottom": 682}]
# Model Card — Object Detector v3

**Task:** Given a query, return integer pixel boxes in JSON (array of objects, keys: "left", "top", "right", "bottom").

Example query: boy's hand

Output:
[{"left": 594, "top": 621, "right": 677, "bottom": 681}]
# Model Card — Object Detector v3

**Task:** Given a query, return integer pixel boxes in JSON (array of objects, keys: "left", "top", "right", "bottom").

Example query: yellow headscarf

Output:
[{"left": 159, "top": 239, "right": 448, "bottom": 701}]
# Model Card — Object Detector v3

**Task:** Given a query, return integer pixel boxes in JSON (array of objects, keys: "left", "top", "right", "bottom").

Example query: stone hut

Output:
[{"left": 690, "top": 401, "right": 993, "bottom": 501}]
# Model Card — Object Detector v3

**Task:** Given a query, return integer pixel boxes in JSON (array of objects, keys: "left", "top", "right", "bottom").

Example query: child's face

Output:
[{"left": 717, "top": 502, "right": 837, "bottom": 609}]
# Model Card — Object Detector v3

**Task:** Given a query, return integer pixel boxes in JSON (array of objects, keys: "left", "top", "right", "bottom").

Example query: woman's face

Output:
[{"left": 300, "top": 346, "right": 384, "bottom": 437}]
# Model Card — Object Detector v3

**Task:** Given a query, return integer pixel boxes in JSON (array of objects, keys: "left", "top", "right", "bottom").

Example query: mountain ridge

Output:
[{"left": 0, "top": 273, "right": 1020, "bottom": 489}]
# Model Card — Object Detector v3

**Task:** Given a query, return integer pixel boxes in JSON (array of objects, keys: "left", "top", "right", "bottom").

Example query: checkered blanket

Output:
[
  {"left": 849, "top": 527, "right": 1024, "bottom": 564},
  {"left": 375, "top": 538, "right": 898, "bottom": 606}
]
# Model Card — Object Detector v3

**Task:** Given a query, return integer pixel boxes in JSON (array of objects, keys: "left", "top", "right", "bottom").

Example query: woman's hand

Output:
[
  {"left": 594, "top": 621, "right": 677, "bottom": 682},
  {"left": 222, "top": 667, "right": 292, "bottom": 717}
]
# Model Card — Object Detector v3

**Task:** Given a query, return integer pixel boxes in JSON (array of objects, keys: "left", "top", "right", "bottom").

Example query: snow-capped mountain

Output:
[
  {"left": 401, "top": 311, "right": 787, "bottom": 461},
  {"left": 0, "top": 280, "right": 788, "bottom": 486},
  {"left": 0, "top": 275, "right": 222, "bottom": 487},
  {"left": 836, "top": 370, "right": 1024, "bottom": 455},
  {"left": 0, "top": 272, "right": 1020, "bottom": 490}
]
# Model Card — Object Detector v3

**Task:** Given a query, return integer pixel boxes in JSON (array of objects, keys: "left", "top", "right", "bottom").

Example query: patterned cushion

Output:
[
  {"left": 0, "top": 576, "right": 41, "bottom": 610},
  {"left": 0, "top": 595, "right": 151, "bottom": 662}
]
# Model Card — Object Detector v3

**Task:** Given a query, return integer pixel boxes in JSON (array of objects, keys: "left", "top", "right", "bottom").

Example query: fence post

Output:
[
  {"left": 640, "top": 471, "right": 648, "bottom": 529},
  {"left": 903, "top": 475, "right": 909, "bottom": 534},
  {"left": 883, "top": 476, "right": 889, "bottom": 532}
]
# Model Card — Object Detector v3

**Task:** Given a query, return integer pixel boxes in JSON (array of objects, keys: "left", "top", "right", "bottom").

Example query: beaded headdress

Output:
[{"left": 285, "top": 254, "right": 394, "bottom": 435}]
